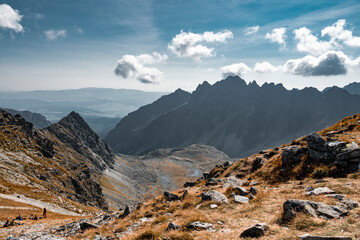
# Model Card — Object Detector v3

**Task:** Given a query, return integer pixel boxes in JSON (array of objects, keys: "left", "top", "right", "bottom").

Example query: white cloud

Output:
[
  {"left": 293, "top": 27, "right": 333, "bottom": 55},
  {"left": 114, "top": 52, "right": 168, "bottom": 84},
  {"left": 220, "top": 62, "right": 251, "bottom": 78},
  {"left": 44, "top": 29, "right": 66, "bottom": 40},
  {"left": 282, "top": 51, "right": 360, "bottom": 76},
  {"left": 0, "top": 4, "right": 23, "bottom": 32},
  {"left": 244, "top": 26, "right": 259, "bottom": 35},
  {"left": 168, "top": 30, "right": 233, "bottom": 61},
  {"left": 254, "top": 61, "right": 280, "bottom": 73},
  {"left": 322, "top": 19, "right": 360, "bottom": 48},
  {"left": 265, "top": 27, "right": 286, "bottom": 48}
]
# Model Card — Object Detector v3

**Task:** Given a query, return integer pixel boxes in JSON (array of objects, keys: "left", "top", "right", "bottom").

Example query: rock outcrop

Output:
[{"left": 46, "top": 111, "right": 115, "bottom": 170}]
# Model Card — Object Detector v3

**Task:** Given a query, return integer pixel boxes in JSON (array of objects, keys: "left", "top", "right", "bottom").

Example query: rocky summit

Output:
[{"left": 106, "top": 76, "right": 360, "bottom": 158}]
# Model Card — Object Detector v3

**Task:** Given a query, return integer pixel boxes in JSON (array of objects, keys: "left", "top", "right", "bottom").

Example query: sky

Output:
[{"left": 0, "top": 0, "right": 360, "bottom": 92}]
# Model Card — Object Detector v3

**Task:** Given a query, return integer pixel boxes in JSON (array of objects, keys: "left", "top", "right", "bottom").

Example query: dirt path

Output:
[{"left": 0, "top": 193, "right": 82, "bottom": 216}]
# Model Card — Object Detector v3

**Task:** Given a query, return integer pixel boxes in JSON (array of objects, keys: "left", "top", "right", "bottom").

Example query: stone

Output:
[
  {"left": 305, "top": 132, "right": 327, "bottom": 151},
  {"left": 166, "top": 222, "right": 180, "bottom": 231},
  {"left": 283, "top": 199, "right": 348, "bottom": 220},
  {"left": 184, "top": 181, "right": 196, "bottom": 188},
  {"left": 305, "top": 186, "right": 314, "bottom": 192},
  {"left": 233, "top": 187, "right": 249, "bottom": 196},
  {"left": 336, "top": 149, "right": 360, "bottom": 161},
  {"left": 326, "top": 141, "right": 346, "bottom": 153},
  {"left": 282, "top": 146, "right": 303, "bottom": 167},
  {"left": 299, "top": 234, "right": 352, "bottom": 240},
  {"left": 205, "top": 179, "right": 218, "bottom": 186},
  {"left": 234, "top": 195, "right": 249, "bottom": 204},
  {"left": 308, "top": 148, "right": 325, "bottom": 161},
  {"left": 240, "top": 223, "right": 269, "bottom": 238},
  {"left": 249, "top": 194, "right": 255, "bottom": 200},
  {"left": 187, "top": 221, "right": 213, "bottom": 230},
  {"left": 226, "top": 176, "right": 246, "bottom": 187},
  {"left": 210, "top": 204, "right": 218, "bottom": 209},
  {"left": 164, "top": 191, "right": 180, "bottom": 201},
  {"left": 201, "top": 190, "right": 228, "bottom": 204},
  {"left": 79, "top": 222, "right": 98, "bottom": 231},
  {"left": 305, "top": 187, "right": 335, "bottom": 196},
  {"left": 340, "top": 199, "right": 359, "bottom": 209},
  {"left": 249, "top": 186, "right": 257, "bottom": 195},
  {"left": 251, "top": 157, "right": 265, "bottom": 172},
  {"left": 181, "top": 189, "right": 188, "bottom": 200},
  {"left": 324, "top": 194, "right": 344, "bottom": 201},
  {"left": 249, "top": 181, "right": 259, "bottom": 186}
]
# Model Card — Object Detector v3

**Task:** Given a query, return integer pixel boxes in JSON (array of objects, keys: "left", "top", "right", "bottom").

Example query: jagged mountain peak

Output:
[{"left": 47, "top": 111, "right": 115, "bottom": 170}]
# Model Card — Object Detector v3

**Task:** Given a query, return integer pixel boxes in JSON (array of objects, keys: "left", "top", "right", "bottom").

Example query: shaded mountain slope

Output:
[
  {"left": 343, "top": 82, "right": 360, "bottom": 95},
  {"left": 1, "top": 108, "right": 51, "bottom": 129},
  {"left": 46, "top": 111, "right": 115, "bottom": 171},
  {"left": 106, "top": 76, "right": 360, "bottom": 158},
  {"left": 0, "top": 110, "right": 108, "bottom": 212}
]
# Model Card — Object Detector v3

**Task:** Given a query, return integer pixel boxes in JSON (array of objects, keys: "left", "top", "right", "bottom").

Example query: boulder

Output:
[
  {"left": 326, "top": 141, "right": 346, "bottom": 154},
  {"left": 251, "top": 157, "right": 265, "bottom": 172},
  {"left": 240, "top": 223, "right": 269, "bottom": 238},
  {"left": 249, "top": 181, "right": 259, "bottom": 186},
  {"left": 181, "top": 190, "right": 188, "bottom": 200},
  {"left": 234, "top": 195, "right": 249, "bottom": 204},
  {"left": 187, "top": 221, "right": 213, "bottom": 230},
  {"left": 120, "top": 206, "right": 130, "bottom": 218},
  {"left": 299, "top": 234, "right": 352, "bottom": 240},
  {"left": 324, "top": 194, "right": 344, "bottom": 201},
  {"left": 249, "top": 186, "right": 257, "bottom": 195},
  {"left": 164, "top": 191, "right": 180, "bottom": 201},
  {"left": 336, "top": 149, "right": 360, "bottom": 161},
  {"left": 184, "top": 181, "right": 196, "bottom": 188},
  {"left": 79, "top": 222, "right": 98, "bottom": 231},
  {"left": 226, "top": 176, "right": 246, "bottom": 187},
  {"left": 210, "top": 204, "right": 218, "bottom": 209},
  {"left": 305, "top": 187, "right": 335, "bottom": 196},
  {"left": 166, "top": 222, "right": 180, "bottom": 231},
  {"left": 340, "top": 199, "right": 359, "bottom": 209},
  {"left": 282, "top": 146, "right": 304, "bottom": 167},
  {"left": 305, "top": 132, "right": 327, "bottom": 151},
  {"left": 233, "top": 187, "right": 249, "bottom": 196},
  {"left": 201, "top": 190, "right": 228, "bottom": 204},
  {"left": 283, "top": 199, "right": 348, "bottom": 220}
]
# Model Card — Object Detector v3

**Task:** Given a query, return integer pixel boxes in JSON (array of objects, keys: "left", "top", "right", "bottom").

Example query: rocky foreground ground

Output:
[{"left": 2, "top": 114, "right": 360, "bottom": 239}]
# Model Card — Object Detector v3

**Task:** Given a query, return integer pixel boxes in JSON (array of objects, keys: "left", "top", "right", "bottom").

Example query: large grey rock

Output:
[
  {"left": 187, "top": 221, "right": 213, "bottom": 230},
  {"left": 283, "top": 199, "right": 348, "bottom": 220},
  {"left": 201, "top": 190, "right": 228, "bottom": 204},
  {"left": 326, "top": 141, "right": 346, "bottom": 154},
  {"left": 336, "top": 148, "right": 360, "bottom": 161},
  {"left": 282, "top": 146, "right": 303, "bottom": 167},
  {"left": 305, "top": 132, "right": 327, "bottom": 151},
  {"left": 324, "top": 194, "right": 344, "bottom": 201},
  {"left": 305, "top": 187, "right": 335, "bottom": 196},
  {"left": 299, "top": 234, "right": 352, "bottom": 240},
  {"left": 234, "top": 195, "right": 249, "bottom": 204},
  {"left": 308, "top": 148, "right": 325, "bottom": 161},
  {"left": 341, "top": 199, "right": 359, "bottom": 209},
  {"left": 240, "top": 223, "right": 269, "bottom": 238},
  {"left": 79, "top": 222, "right": 98, "bottom": 231},
  {"left": 226, "top": 176, "right": 246, "bottom": 187}
]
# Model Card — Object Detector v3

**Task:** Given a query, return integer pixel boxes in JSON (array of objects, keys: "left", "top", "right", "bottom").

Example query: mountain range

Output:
[{"left": 106, "top": 76, "right": 360, "bottom": 158}]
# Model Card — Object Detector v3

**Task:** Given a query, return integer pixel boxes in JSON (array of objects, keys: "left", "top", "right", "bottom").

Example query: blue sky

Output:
[{"left": 0, "top": 0, "right": 360, "bottom": 92}]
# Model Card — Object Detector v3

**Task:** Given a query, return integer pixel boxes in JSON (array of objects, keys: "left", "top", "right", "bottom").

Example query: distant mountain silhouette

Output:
[
  {"left": 343, "top": 82, "right": 360, "bottom": 95},
  {"left": 1, "top": 108, "right": 51, "bottom": 129},
  {"left": 106, "top": 76, "right": 360, "bottom": 158}
]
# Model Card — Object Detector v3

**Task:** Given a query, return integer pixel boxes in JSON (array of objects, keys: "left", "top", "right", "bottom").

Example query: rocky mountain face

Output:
[
  {"left": 106, "top": 76, "right": 360, "bottom": 158},
  {"left": 1, "top": 108, "right": 52, "bottom": 129},
  {"left": 106, "top": 88, "right": 191, "bottom": 150},
  {"left": 46, "top": 111, "right": 115, "bottom": 171},
  {"left": 0, "top": 110, "right": 110, "bottom": 211}
]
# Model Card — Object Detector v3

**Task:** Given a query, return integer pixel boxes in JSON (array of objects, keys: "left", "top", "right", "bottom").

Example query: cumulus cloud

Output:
[
  {"left": 254, "top": 61, "right": 280, "bottom": 73},
  {"left": 265, "top": 27, "right": 286, "bottom": 48},
  {"left": 244, "top": 26, "right": 259, "bottom": 35},
  {"left": 44, "top": 29, "right": 66, "bottom": 40},
  {"left": 220, "top": 62, "right": 251, "bottom": 78},
  {"left": 168, "top": 30, "right": 233, "bottom": 61},
  {"left": 322, "top": 19, "right": 360, "bottom": 48},
  {"left": 0, "top": 4, "right": 23, "bottom": 32},
  {"left": 293, "top": 27, "right": 332, "bottom": 55},
  {"left": 282, "top": 51, "right": 357, "bottom": 76},
  {"left": 114, "top": 52, "right": 168, "bottom": 84}
]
